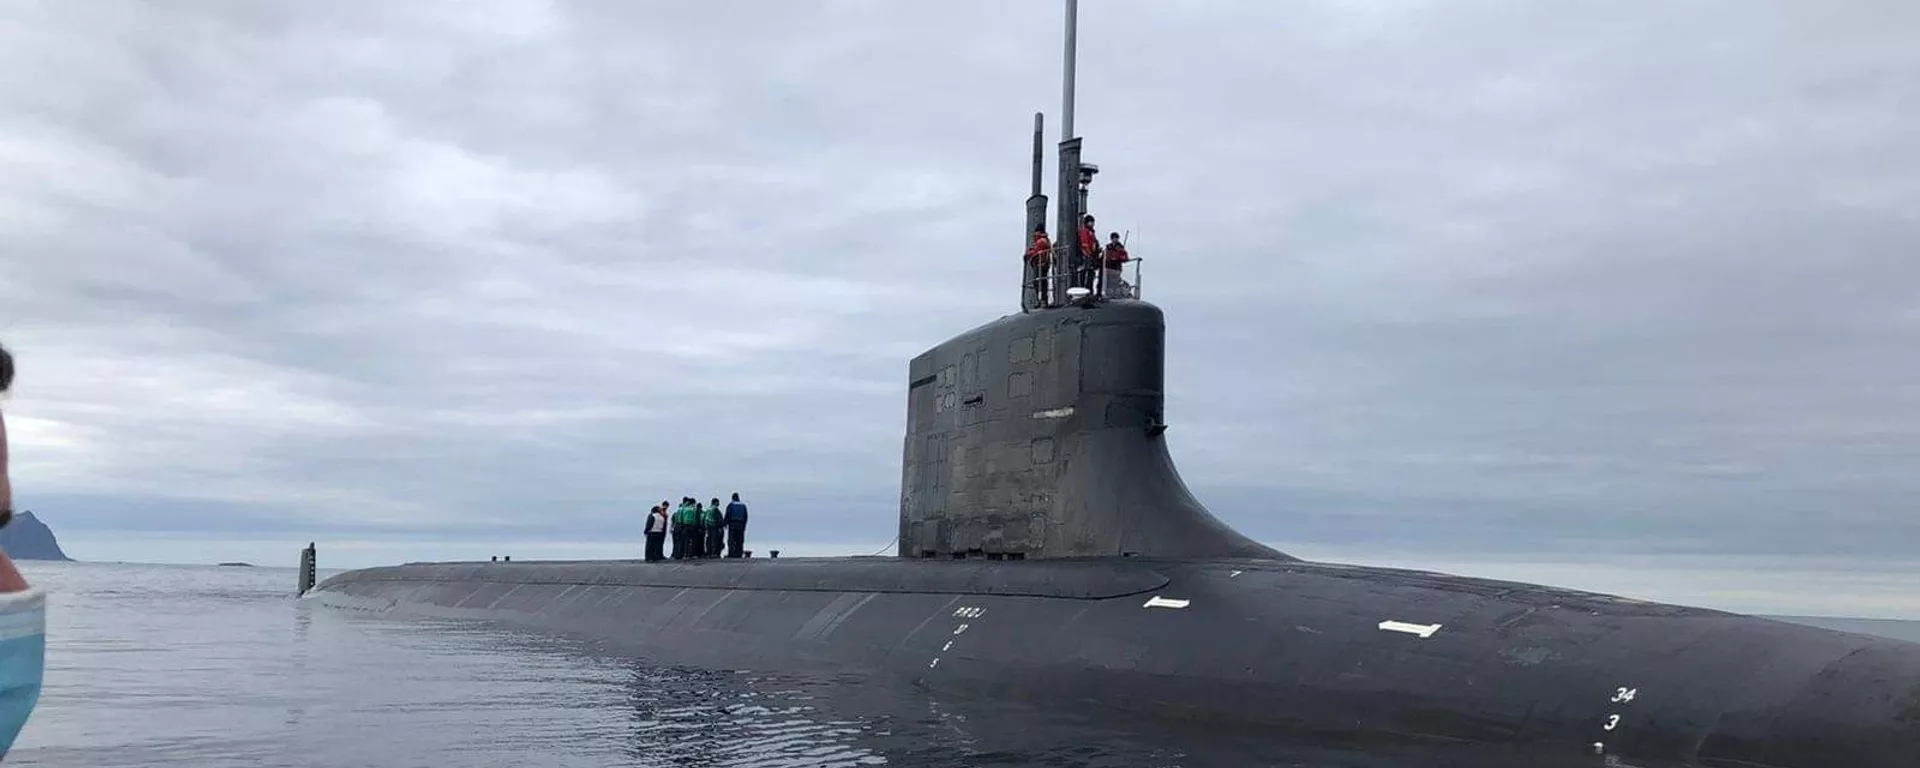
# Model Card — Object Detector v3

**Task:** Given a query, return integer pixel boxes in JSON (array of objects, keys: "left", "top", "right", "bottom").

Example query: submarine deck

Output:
[
  {"left": 330, "top": 555, "right": 1175, "bottom": 600},
  {"left": 312, "top": 554, "right": 1920, "bottom": 766},
  {"left": 318, "top": 554, "right": 1753, "bottom": 623}
]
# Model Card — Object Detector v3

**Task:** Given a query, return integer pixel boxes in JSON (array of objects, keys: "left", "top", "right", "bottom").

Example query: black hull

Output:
[{"left": 311, "top": 557, "right": 1920, "bottom": 767}]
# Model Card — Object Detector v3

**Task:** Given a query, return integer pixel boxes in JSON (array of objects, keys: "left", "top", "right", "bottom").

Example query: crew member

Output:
[
  {"left": 1025, "top": 227, "right": 1052, "bottom": 304},
  {"left": 1076, "top": 214, "right": 1101, "bottom": 291},
  {"left": 724, "top": 493, "right": 749, "bottom": 558},
  {"left": 667, "top": 499, "right": 680, "bottom": 559},
  {"left": 643, "top": 503, "right": 668, "bottom": 562},
  {"left": 684, "top": 498, "right": 701, "bottom": 558},
  {"left": 665, "top": 499, "right": 676, "bottom": 559},
  {"left": 704, "top": 497, "right": 724, "bottom": 558},
  {"left": 1103, "top": 232, "right": 1131, "bottom": 298},
  {"left": 671, "top": 498, "right": 696, "bottom": 559},
  {"left": 698, "top": 499, "right": 714, "bottom": 556}
]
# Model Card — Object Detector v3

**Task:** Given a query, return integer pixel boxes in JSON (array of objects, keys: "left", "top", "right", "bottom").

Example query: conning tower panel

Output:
[{"left": 899, "top": 300, "right": 1285, "bottom": 561}]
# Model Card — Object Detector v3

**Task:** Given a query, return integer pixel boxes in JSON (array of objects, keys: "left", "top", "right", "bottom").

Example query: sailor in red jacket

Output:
[
  {"left": 1077, "top": 215, "right": 1101, "bottom": 290},
  {"left": 1102, "top": 232, "right": 1132, "bottom": 298},
  {"left": 1025, "top": 227, "right": 1053, "bottom": 301}
]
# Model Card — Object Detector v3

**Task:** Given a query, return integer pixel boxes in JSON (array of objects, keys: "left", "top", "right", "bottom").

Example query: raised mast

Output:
[
  {"left": 1061, "top": 0, "right": 1077, "bottom": 140},
  {"left": 1024, "top": 112, "right": 1049, "bottom": 313},
  {"left": 1030, "top": 112, "right": 1046, "bottom": 200},
  {"left": 1051, "top": 0, "right": 1090, "bottom": 308}
]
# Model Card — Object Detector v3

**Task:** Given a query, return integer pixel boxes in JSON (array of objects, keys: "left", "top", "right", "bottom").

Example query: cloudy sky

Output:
[{"left": 3, "top": 1, "right": 1916, "bottom": 616}]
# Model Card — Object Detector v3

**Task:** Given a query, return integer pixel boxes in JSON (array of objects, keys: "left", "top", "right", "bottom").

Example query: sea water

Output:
[
  {"left": 1, "top": 561, "right": 1205, "bottom": 767},
  {"left": 6, "top": 561, "right": 1917, "bottom": 767}
]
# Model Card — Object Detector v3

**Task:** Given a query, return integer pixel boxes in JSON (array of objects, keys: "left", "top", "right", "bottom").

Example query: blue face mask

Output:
[{"left": 0, "top": 588, "right": 44, "bottom": 759}]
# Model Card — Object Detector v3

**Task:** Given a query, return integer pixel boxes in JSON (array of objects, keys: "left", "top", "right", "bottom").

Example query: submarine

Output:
[{"left": 311, "top": 4, "right": 1920, "bottom": 766}]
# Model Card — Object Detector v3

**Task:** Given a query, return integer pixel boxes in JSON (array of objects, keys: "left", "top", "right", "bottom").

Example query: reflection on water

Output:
[
  {"left": 621, "top": 668, "right": 888, "bottom": 768},
  {"left": 4, "top": 562, "right": 1201, "bottom": 767}
]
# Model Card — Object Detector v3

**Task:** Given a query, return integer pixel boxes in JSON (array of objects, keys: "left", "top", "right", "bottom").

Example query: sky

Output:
[{"left": 2, "top": 1, "right": 1917, "bottom": 617}]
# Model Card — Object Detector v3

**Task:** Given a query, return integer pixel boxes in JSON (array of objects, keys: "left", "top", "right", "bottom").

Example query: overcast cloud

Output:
[{"left": 2, "top": 1, "right": 1916, "bottom": 615}]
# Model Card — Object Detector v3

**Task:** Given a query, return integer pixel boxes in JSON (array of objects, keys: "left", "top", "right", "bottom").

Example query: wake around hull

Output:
[{"left": 310, "top": 556, "right": 1920, "bottom": 768}]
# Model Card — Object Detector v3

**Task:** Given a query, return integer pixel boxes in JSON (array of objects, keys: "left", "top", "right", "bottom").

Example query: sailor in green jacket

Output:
[
  {"left": 666, "top": 500, "right": 679, "bottom": 560},
  {"left": 703, "top": 497, "right": 725, "bottom": 558},
  {"left": 671, "top": 499, "right": 696, "bottom": 560},
  {"left": 700, "top": 501, "right": 715, "bottom": 557}
]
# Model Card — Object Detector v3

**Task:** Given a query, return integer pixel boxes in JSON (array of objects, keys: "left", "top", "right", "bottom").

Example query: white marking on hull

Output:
[
  {"left": 1031, "top": 407, "right": 1075, "bottom": 419},
  {"left": 930, "top": 603, "right": 987, "bottom": 674},
  {"left": 1142, "top": 596, "right": 1190, "bottom": 609},
  {"left": 1377, "top": 620, "right": 1442, "bottom": 638}
]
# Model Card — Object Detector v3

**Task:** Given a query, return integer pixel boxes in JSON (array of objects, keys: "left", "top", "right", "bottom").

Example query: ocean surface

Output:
[{"left": 6, "top": 561, "right": 1919, "bottom": 768}]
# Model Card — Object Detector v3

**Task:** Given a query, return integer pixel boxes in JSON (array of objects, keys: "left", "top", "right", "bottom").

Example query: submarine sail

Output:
[{"left": 899, "top": 302, "right": 1283, "bottom": 561}]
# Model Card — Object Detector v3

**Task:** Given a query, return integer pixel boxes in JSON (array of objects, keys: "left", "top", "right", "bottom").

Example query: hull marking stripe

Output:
[{"left": 1378, "top": 620, "right": 1442, "bottom": 638}]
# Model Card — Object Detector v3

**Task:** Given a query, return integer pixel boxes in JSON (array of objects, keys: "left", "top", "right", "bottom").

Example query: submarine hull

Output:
[
  {"left": 310, "top": 298, "right": 1920, "bottom": 765},
  {"left": 312, "top": 288, "right": 1920, "bottom": 765},
  {"left": 311, "top": 557, "right": 1920, "bottom": 767}
]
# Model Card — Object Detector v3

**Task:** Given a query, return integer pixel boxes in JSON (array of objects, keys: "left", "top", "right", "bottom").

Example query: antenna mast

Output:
[
  {"left": 1061, "top": 0, "right": 1077, "bottom": 140},
  {"left": 1022, "top": 112, "right": 1049, "bottom": 312},
  {"left": 1051, "top": 0, "right": 1093, "bottom": 307}
]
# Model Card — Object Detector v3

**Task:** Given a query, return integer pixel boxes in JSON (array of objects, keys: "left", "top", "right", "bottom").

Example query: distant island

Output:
[
  {"left": 0, "top": 511, "right": 72, "bottom": 561},
  {"left": 217, "top": 562, "right": 255, "bottom": 567}
]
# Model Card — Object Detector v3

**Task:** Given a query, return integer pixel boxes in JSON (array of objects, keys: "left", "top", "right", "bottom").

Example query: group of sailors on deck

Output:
[
  {"left": 644, "top": 493, "right": 749, "bottom": 561},
  {"left": 1026, "top": 213, "right": 1133, "bottom": 300}
]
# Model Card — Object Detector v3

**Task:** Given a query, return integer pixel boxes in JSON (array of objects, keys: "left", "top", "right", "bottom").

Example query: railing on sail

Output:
[
  {"left": 1024, "top": 246, "right": 1144, "bottom": 310},
  {"left": 1104, "top": 255, "right": 1142, "bottom": 300}
]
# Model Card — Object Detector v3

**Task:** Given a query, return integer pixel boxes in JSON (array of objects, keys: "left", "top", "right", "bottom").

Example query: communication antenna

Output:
[
  {"left": 1061, "top": 0, "right": 1077, "bottom": 140},
  {"left": 1052, "top": 0, "right": 1096, "bottom": 307}
]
